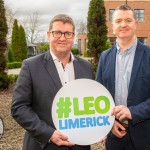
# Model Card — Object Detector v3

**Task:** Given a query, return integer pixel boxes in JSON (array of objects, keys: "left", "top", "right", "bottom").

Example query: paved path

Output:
[{"left": 7, "top": 68, "right": 21, "bottom": 75}]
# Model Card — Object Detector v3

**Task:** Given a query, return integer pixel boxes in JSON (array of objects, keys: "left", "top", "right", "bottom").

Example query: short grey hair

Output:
[{"left": 49, "top": 14, "right": 75, "bottom": 32}]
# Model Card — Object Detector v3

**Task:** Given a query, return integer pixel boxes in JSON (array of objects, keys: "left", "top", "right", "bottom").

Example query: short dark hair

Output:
[
  {"left": 49, "top": 14, "right": 75, "bottom": 32},
  {"left": 113, "top": 5, "right": 137, "bottom": 21}
]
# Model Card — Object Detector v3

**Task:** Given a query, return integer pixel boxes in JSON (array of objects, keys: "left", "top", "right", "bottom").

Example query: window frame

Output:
[{"left": 134, "top": 9, "right": 144, "bottom": 22}]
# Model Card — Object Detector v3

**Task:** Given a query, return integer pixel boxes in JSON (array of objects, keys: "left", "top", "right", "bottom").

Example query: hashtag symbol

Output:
[{"left": 56, "top": 97, "right": 72, "bottom": 119}]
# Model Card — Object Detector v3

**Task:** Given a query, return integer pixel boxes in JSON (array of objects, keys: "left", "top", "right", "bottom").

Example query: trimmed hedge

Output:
[
  {"left": 71, "top": 48, "right": 79, "bottom": 55},
  {"left": 7, "top": 61, "right": 22, "bottom": 69}
]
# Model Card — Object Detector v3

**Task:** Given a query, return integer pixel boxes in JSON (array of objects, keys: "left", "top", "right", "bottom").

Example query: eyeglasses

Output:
[{"left": 50, "top": 31, "right": 74, "bottom": 39}]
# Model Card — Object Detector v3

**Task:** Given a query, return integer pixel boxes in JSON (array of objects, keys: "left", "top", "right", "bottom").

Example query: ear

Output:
[{"left": 47, "top": 32, "right": 50, "bottom": 40}]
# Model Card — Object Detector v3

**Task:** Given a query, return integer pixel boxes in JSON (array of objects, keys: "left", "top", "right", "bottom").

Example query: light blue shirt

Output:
[{"left": 115, "top": 39, "right": 137, "bottom": 106}]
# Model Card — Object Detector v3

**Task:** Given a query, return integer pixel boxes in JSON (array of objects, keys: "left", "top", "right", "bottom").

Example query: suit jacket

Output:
[
  {"left": 11, "top": 51, "right": 94, "bottom": 150},
  {"left": 96, "top": 41, "right": 150, "bottom": 150}
]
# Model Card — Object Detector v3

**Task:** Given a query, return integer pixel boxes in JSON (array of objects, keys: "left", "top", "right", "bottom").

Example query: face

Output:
[
  {"left": 47, "top": 21, "right": 75, "bottom": 57},
  {"left": 112, "top": 10, "right": 138, "bottom": 40}
]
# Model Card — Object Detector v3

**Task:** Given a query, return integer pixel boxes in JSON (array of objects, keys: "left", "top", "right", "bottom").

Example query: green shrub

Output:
[
  {"left": 0, "top": 72, "right": 10, "bottom": 89},
  {"left": 8, "top": 49, "right": 14, "bottom": 62},
  {"left": 71, "top": 48, "right": 79, "bottom": 55},
  {"left": 83, "top": 50, "right": 90, "bottom": 57},
  {"left": 0, "top": 73, "right": 18, "bottom": 90},
  {"left": 7, "top": 61, "right": 22, "bottom": 69},
  {"left": 8, "top": 74, "right": 18, "bottom": 84},
  {"left": 40, "top": 43, "right": 49, "bottom": 52}
]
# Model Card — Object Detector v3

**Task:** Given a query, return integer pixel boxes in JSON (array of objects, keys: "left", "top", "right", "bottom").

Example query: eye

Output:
[
  {"left": 65, "top": 32, "right": 72, "bottom": 36},
  {"left": 126, "top": 19, "right": 132, "bottom": 23},
  {"left": 115, "top": 20, "right": 121, "bottom": 24},
  {"left": 55, "top": 31, "right": 61, "bottom": 35}
]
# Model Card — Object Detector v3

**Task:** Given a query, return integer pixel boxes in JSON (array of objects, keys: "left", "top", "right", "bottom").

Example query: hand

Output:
[
  {"left": 112, "top": 105, "right": 132, "bottom": 122},
  {"left": 97, "top": 136, "right": 107, "bottom": 144},
  {"left": 50, "top": 130, "right": 75, "bottom": 146},
  {"left": 111, "top": 120, "right": 127, "bottom": 138}
]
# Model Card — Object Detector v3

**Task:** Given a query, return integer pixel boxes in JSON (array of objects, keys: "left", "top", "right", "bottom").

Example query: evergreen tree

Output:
[
  {"left": 87, "top": 0, "right": 110, "bottom": 64},
  {"left": 0, "top": 0, "right": 9, "bottom": 89},
  {"left": 19, "top": 25, "right": 27, "bottom": 60},
  {"left": 11, "top": 19, "right": 22, "bottom": 61},
  {"left": 8, "top": 49, "right": 13, "bottom": 62}
]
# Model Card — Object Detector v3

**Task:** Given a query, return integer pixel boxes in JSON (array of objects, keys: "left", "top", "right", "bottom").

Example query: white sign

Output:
[
  {"left": 0, "top": 118, "right": 4, "bottom": 139},
  {"left": 52, "top": 79, "right": 115, "bottom": 145}
]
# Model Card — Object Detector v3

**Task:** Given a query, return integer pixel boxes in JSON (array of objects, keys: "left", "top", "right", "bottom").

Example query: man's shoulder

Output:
[
  {"left": 74, "top": 56, "right": 93, "bottom": 69},
  {"left": 74, "top": 56, "right": 91, "bottom": 64},
  {"left": 137, "top": 41, "right": 150, "bottom": 55},
  {"left": 101, "top": 46, "right": 115, "bottom": 57},
  {"left": 24, "top": 51, "right": 48, "bottom": 64}
]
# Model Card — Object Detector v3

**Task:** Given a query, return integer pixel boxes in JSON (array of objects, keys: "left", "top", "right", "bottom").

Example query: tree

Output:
[
  {"left": 19, "top": 25, "right": 27, "bottom": 60},
  {"left": 11, "top": 19, "right": 21, "bottom": 61},
  {"left": 24, "top": 12, "right": 41, "bottom": 43},
  {"left": 8, "top": 49, "right": 13, "bottom": 62},
  {"left": 87, "top": 0, "right": 110, "bottom": 64},
  {"left": 76, "top": 19, "right": 87, "bottom": 34},
  {"left": 0, "top": 0, "right": 9, "bottom": 89},
  {"left": 11, "top": 20, "right": 28, "bottom": 61},
  {"left": 5, "top": 4, "right": 16, "bottom": 42}
]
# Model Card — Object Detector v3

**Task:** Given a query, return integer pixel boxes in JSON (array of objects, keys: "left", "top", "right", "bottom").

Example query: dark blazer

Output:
[
  {"left": 96, "top": 41, "right": 150, "bottom": 150},
  {"left": 11, "top": 51, "right": 94, "bottom": 150}
]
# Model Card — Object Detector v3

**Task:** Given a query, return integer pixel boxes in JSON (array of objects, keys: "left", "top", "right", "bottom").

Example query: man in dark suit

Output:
[
  {"left": 96, "top": 5, "right": 150, "bottom": 150},
  {"left": 11, "top": 14, "right": 94, "bottom": 150}
]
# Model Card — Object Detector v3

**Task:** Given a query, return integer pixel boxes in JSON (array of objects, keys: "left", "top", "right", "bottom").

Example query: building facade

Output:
[
  {"left": 77, "top": 34, "right": 87, "bottom": 55},
  {"left": 26, "top": 39, "right": 37, "bottom": 57},
  {"left": 105, "top": 0, "right": 150, "bottom": 45},
  {"left": 78, "top": 0, "right": 150, "bottom": 54}
]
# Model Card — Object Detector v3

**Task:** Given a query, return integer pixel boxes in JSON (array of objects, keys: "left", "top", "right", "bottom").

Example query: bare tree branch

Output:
[
  {"left": 23, "top": 12, "right": 41, "bottom": 43},
  {"left": 75, "top": 20, "right": 87, "bottom": 35},
  {"left": 5, "top": 5, "right": 16, "bottom": 42}
]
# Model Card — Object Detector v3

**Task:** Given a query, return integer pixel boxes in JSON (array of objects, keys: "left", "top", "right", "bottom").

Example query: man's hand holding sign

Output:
[
  {"left": 52, "top": 79, "right": 115, "bottom": 145},
  {"left": 111, "top": 105, "right": 132, "bottom": 138}
]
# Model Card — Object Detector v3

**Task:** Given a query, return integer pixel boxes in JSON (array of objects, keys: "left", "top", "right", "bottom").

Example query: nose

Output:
[
  {"left": 59, "top": 33, "right": 66, "bottom": 40},
  {"left": 121, "top": 21, "right": 127, "bottom": 27}
]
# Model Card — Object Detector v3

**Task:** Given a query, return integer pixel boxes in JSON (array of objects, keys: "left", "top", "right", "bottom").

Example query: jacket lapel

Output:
[
  {"left": 109, "top": 46, "right": 117, "bottom": 99},
  {"left": 73, "top": 57, "right": 81, "bottom": 79},
  {"left": 42, "top": 51, "right": 62, "bottom": 90},
  {"left": 128, "top": 41, "right": 144, "bottom": 95}
]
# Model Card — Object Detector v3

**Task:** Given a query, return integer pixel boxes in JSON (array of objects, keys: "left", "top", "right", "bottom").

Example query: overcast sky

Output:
[{"left": 4, "top": 0, "right": 91, "bottom": 42}]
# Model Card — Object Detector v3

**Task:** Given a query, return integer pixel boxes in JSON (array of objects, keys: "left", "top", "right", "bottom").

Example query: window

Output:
[
  {"left": 109, "top": 9, "right": 115, "bottom": 22},
  {"left": 134, "top": 9, "right": 144, "bottom": 22},
  {"left": 138, "top": 37, "right": 147, "bottom": 45}
]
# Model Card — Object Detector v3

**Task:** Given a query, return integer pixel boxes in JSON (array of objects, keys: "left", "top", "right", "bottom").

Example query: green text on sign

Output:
[{"left": 56, "top": 96, "right": 110, "bottom": 119}]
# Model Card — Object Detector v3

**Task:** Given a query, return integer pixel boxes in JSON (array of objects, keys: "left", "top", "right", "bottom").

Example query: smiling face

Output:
[
  {"left": 47, "top": 21, "right": 75, "bottom": 57},
  {"left": 112, "top": 10, "right": 138, "bottom": 41}
]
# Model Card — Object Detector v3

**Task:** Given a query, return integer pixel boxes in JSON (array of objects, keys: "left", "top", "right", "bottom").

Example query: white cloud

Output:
[
  {"left": 4, "top": 0, "right": 91, "bottom": 42},
  {"left": 5, "top": 0, "right": 90, "bottom": 19}
]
